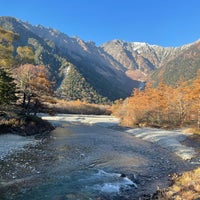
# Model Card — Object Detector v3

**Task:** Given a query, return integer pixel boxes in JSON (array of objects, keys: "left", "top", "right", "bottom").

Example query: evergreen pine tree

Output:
[{"left": 0, "top": 68, "right": 17, "bottom": 105}]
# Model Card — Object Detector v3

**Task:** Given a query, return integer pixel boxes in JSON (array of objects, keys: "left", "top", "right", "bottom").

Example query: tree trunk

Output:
[
  {"left": 22, "top": 92, "right": 26, "bottom": 107},
  {"left": 33, "top": 99, "right": 39, "bottom": 116},
  {"left": 26, "top": 94, "right": 31, "bottom": 115}
]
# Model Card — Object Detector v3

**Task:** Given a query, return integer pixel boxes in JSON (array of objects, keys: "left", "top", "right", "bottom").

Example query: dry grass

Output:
[
  {"left": 163, "top": 168, "right": 200, "bottom": 200},
  {"left": 182, "top": 127, "right": 197, "bottom": 134},
  {"left": 183, "top": 127, "right": 200, "bottom": 135},
  {"left": 43, "top": 99, "right": 111, "bottom": 115},
  {"left": 195, "top": 129, "right": 200, "bottom": 135},
  {"left": 0, "top": 115, "right": 54, "bottom": 136}
]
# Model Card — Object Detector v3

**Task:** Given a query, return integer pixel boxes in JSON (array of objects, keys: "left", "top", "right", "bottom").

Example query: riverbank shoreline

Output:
[
  {"left": 0, "top": 115, "right": 54, "bottom": 136},
  {"left": 0, "top": 134, "right": 38, "bottom": 160},
  {"left": 0, "top": 115, "right": 54, "bottom": 159},
  {"left": 1, "top": 114, "right": 200, "bottom": 199},
  {"left": 39, "top": 114, "right": 200, "bottom": 199}
]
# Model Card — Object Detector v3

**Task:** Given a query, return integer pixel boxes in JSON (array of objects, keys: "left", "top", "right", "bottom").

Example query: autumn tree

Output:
[
  {"left": 14, "top": 64, "right": 53, "bottom": 115},
  {"left": 112, "top": 77, "right": 200, "bottom": 129},
  {"left": 189, "top": 71, "right": 200, "bottom": 129}
]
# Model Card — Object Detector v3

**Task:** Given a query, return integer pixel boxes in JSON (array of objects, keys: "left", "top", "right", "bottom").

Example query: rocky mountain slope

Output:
[
  {"left": 151, "top": 40, "right": 200, "bottom": 85},
  {"left": 101, "top": 39, "right": 196, "bottom": 82},
  {"left": 27, "top": 23, "right": 141, "bottom": 99},
  {"left": 0, "top": 16, "right": 140, "bottom": 102},
  {"left": 0, "top": 16, "right": 199, "bottom": 102}
]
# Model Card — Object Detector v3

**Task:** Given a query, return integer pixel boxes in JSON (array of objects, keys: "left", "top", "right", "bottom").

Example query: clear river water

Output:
[{"left": 0, "top": 120, "right": 193, "bottom": 200}]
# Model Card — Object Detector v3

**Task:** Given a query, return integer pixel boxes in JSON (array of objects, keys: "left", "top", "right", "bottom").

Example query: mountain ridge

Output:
[
  {"left": 102, "top": 38, "right": 200, "bottom": 83},
  {"left": 0, "top": 16, "right": 140, "bottom": 102},
  {"left": 0, "top": 16, "right": 199, "bottom": 102}
]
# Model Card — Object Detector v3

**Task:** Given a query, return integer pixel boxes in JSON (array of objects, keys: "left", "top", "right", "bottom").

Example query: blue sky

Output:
[{"left": 0, "top": 0, "right": 200, "bottom": 47}]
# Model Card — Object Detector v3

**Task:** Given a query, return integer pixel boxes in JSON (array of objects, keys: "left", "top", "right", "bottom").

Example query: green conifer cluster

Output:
[
  {"left": 0, "top": 27, "right": 17, "bottom": 106},
  {"left": 60, "top": 65, "right": 109, "bottom": 104}
]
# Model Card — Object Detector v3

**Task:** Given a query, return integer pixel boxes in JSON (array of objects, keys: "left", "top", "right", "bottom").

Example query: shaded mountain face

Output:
[
  {"left": 0, "top": 16, "right": 199, "bottom": 102},
  {"left": 26, "top": 24, "right": 141, "bottom": 100},
  {"left": 0, "top": 16, "right": 140, "bottom": 102}
]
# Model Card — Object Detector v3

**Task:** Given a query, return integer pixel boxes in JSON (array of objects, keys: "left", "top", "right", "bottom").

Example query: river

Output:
[{"left": 0, "top": 115, "right": 194, "bottom": 199}]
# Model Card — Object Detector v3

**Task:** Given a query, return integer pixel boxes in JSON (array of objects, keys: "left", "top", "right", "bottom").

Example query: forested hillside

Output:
[
  {"left": 58, "top": 64, "right": 109, "bottom": 103},
  {"left": 0, "top": 27, "right": 18, "bottom": 106},
  {"left": 151, "top": 40, "right": 200, "bottom": 86},
  {"left": 0, "top": 16, "right": 139, "bottom": 103},
  {"left": 101, "top": 39, "right": 200, "bottom": 85},
  {"left": 0, "top": 27, "right": 54, "bottom": 135},
  {"left": 0, "top": 16, "right": 200, "bottom": 108}
]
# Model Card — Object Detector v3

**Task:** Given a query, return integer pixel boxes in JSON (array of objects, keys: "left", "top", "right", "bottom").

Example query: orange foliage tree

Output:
[
  {"left": 112, "top": 76, "right": 200, "bottom": 129},
  {"left": 14, "top": 64, "right": 53, "bottom": 115},
  {"left": 189, "top": 72, "right": 200, "bottom": 129}
]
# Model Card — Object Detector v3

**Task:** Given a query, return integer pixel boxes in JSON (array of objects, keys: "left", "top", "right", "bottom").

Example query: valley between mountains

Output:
[
  {"left": 0, "top": 15, "right": 200, "bottom": 200},
  {"left": 0, "top": 16, "right": 199, "bottom": 103}
]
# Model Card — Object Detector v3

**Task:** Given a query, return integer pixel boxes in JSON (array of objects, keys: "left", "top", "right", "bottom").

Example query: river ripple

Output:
[{"left": 0, "top": 122, "right": 193, "bottom": 200}]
